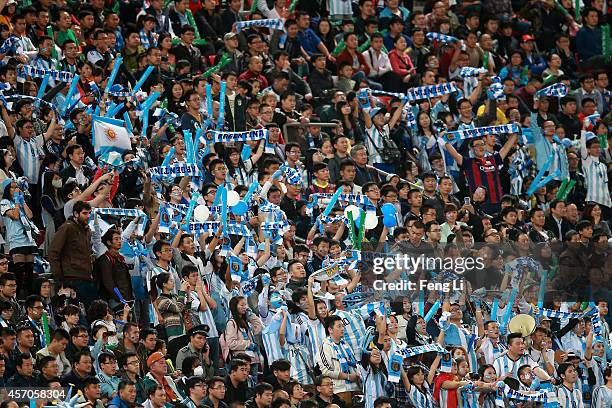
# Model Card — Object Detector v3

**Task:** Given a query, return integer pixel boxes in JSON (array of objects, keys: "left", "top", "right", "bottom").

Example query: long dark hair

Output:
[
  {"left": 229, "top": 296, "right": 249, "bottom": 330},
  {"left": 165, "top": 82, "right": 184, "bottom": 114},
  {"left": 416, "top": 111, "right": 434, "bottom": 136},
  {"left": 41, "top": 171, "right": 62, "bottom": 207},
  {"left": 0, "top": 149, "right": 12, "bottom": 174}
]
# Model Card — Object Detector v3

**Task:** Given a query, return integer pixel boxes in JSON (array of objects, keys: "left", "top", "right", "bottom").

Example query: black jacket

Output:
[
  {"left": 60, "top": 370, "right": 88, "bottom": 393},
  {"left": 172, "top": 43, "right": 204, "bottom": 74},
  {"left": 225, "top": 94, "right": 248, "bottom": 132},
  {"left": 308, "top": 69, "right": 334, "bottom": 99},
  {"left": 7, "top": 372, "right": 37, "bottom": 387},
  {"left": 544, "top": 215, "right": 572, "bottom": 241}
]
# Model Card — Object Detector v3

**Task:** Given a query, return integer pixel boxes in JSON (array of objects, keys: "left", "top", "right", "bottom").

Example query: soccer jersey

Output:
[
  {"left": 556, "top": 384, "right": 584, "bottom": 408},
  {"left": 306, "top": 317, "right": 327, "bottom": 357},
  {"left": 493, "top": 352, "right": 538, "bottom": 378},
  {"left": 408, "top": 383, "right": 437, "bottom": 408},
  {"left": 288, "top": 342, "right": 313, "bottom": 385},
  {"left": 479, "top": 337, "right": 507, "bottom": 365},
  {"left": 591, "top": 384, "right": 612, "bottom": 408},
  {"left": 333, "top": 309, "right": 366, "bottom": 358},
  {"left": 460, "top": 153, "right": 504, "bottom": 204},
  {"left": 581, "top": 130, "right": 612, "bottom": 207},
  {"left": 360, "top": 365, "right": 388, "bottom": 408}
]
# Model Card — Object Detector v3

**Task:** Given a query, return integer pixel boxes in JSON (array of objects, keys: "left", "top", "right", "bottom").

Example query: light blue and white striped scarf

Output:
[
  {"left": 445, "top": 123, "right": 519, "bottom": 141},
  {"left": 405, "top": 83, "right": 457, "bottom": 101},
  {"left": 426, "top": 32, "right": 459, "bottom": 43},
  {"left": 536, "top": 83, "right": 569, "bottom": 98},
  {"left": 459, "top": 67, "right": 488, "bottom": 78},
  {"left": 236, "top": 19, "right": 284, "bottom": 33},
  {"left": 20, "top": 65, "right": 74, "bottom": 82}
]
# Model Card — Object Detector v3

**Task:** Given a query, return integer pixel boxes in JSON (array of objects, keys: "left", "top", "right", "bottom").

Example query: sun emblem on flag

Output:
[{"left": 105, "top": 129, "right": 117, "bottom": 141}]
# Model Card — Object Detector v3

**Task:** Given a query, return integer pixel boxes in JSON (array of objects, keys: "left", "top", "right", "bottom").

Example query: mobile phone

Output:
[
  {"left": 464, "top": 197, "right": 471, "bottom": 205},
  {"left": 468, "top": 372, "right": 480, "bottom": 381}
]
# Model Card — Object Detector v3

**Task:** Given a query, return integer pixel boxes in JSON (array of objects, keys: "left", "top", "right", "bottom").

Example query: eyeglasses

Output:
[
  {"left": 485, "top": 231, "right": 500, "bottom": 237},
  {"left": 0, "top": 261, "right": 9, "bottom": 266},
  {"left": 472, "top": 143, "right": 485, "bottom": 147}
]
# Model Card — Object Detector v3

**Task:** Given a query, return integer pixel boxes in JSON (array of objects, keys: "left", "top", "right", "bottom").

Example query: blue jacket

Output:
[
  {"left": 575, "top": 26, "right": 602, "bottom": 61},
  {"left": 107, "top": 395, "right": 132, "bottom": 408},
  {"left": 530, "top": 112, "right": 568, "bottom": 180},
  {"left": 379, "top": 6, "right": 411, "bottom": 23}
]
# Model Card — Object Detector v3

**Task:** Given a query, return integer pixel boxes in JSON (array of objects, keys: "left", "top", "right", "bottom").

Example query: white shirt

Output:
[{"left": 362, "top": 48, "right": 392, "bottom": 78}]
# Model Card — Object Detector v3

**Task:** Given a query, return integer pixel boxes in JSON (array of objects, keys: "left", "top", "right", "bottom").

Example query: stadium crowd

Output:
[{"left": 0, "top": 0, "right": 608, "bottom": 407}]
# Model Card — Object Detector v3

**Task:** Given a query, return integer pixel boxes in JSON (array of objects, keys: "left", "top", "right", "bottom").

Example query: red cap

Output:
[{"left": 521, "top": 34, "right": 535, "bottom": 42}]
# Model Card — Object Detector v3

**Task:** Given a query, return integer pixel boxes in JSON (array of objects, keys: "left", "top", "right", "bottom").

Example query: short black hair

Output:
[
  {"left": 229, "top": 358, "right": 249, "bottom": 373},
  {"left": 254, "top": 382, "right": 274, "bottom": 397},
  {"left": 507, "top": 332, "right": 523, "bottom": 345},
  {"left": 323, "top": 315, "right": 342, "bottom": 334},
  {"left": 270, "top": 359, "right": 291, "bottom": 372}
]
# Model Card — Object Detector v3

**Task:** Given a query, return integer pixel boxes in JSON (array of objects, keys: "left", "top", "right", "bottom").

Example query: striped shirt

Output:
[
  {"left": 580, "top": 131, "right": 611, "bottom": 207},
  {"left": 148, "top": 263, "right": 181, "bottom": 295},
  {"left": 307, "top": 318, "right": 327, "bottom": 357},
  {"left": 460, "top": 153, "right": 504, "bottom": 204},
  {"left": 288, "top": 343, "right": 313, "bottom": 384},
  {"left": 408, "top": 383, "right": 437, "bottom": 408},
  {"left": 360, "top": 365, "right": 388, "bottom": 408},
  {"left": 333, "top": 309, "right": 367, "bottom": 358},
  {"left": 188, "top": 291, "right": 219, "bottom": 338},
  {"left": 557, "top": 384, "right": 584, "bottom": 408},
  {"left": 591, "top": 384, "right": 612, "bottom": 408},
  {"left": 14, "top": 134, "right": 44, "bottom": 184},
  {"left": 493, "top": 352, "right": 538, "bottom": 378},
  {"left": 365, "top": 123, "right": 389, "bottom": 164},
  {"left": 262, "top": 328, "right": 287, "bottom": 364},
  {"left": 479, "top": 337, "right": 506, "bottom": 365}
]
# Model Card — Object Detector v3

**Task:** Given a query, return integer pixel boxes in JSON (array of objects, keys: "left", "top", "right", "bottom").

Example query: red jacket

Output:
[
  {"left": 336, "top": 49, "right": 370, "bottom": 76},
  {"left": 238, "top": 70, "right": 269, "bottom": 89},
  {"left": 389, "top": 49, "right": 414, "bottom": 77}
]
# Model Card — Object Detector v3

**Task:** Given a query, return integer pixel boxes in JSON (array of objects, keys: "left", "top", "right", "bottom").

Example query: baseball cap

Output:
[
  {"left": 521, "top": 34, "right": 535, "bottom": 43},
  {"left": 369, "top": 107, "right": 387, "bottom": 119},
  {"left": 224, "top": 32, "right": 238, "bottom": 41},
  {"left": 147, "top": 351, "right": 166, "bottom": 367}
]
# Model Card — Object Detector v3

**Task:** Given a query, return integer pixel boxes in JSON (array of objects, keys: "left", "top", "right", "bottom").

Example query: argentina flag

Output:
[{"left": 92, "top": 116, "right": 132, "bottom": 157}]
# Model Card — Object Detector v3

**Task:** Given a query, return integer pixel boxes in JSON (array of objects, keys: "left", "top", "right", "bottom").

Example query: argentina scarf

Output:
[
  {"left": 149, "top": 164, "right": 200, "bottom": 177},
  {"left": 202, "top": 128, "right": 268, "bottom": 144},
  {"left": 331, "top": 340, "right": 358, "bottom": 385}
]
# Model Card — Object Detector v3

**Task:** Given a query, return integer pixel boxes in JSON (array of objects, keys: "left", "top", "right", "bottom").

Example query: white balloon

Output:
[
  {"left": 193, "top": 205, "right": 210, "bottom": 222},
  {"left": 343, "top": 205, "right": 361, "bottom": 220},
  {"left": 226, "top": 190, "right": 241, "bottom": 207},
  {"left": 364, "top": 211, "right": 379, "bottom": 230}
]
